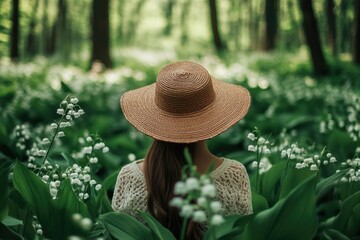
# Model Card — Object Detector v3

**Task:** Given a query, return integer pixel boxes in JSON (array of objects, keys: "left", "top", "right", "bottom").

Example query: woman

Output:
[{"left": 112, "top": 61, "right": 252, "bottom": 239}]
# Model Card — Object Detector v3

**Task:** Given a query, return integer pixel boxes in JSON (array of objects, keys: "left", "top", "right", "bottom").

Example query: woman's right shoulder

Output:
[{"left": 223, "top": 158, "right": 249, "bottom": 176}]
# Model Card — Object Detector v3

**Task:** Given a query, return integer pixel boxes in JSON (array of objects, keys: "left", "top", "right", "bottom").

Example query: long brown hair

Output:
[{"left": 144, "top": 139, "right": 201, "bottom": 240}]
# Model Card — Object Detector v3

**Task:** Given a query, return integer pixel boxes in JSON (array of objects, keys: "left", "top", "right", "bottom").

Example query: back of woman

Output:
[{"left": 112, "top": 61, "right": 252, "bottom": 239}]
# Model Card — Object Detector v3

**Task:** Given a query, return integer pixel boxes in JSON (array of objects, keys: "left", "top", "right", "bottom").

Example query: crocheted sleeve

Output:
[
  {"left": 111, "top": 162, "right": 148, "bottom": 216},
  {"left": 212, "top": 160, "right": 253, "bottom": 215}
]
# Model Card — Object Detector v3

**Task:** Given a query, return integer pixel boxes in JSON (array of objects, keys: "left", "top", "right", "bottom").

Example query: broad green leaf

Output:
[
  {"left": 0, "top": 153, "right": 12, "bottom": 221},
  {"left": 316, "top": 170, "right": 346, "bottom": 199},
  {"left": 87, "top": 227, "right": 107, "bottom": 239},
  {"left": 242, "top": 175, "right": 317, "bottom": 240},
  {"left": 12, "top": 161, "right": 54, "bottom": 236},
  {"left": 53, "top": 179, "right": 90, "bottom": 238},
  {"left": 327, "top": 129, "right": 357, "bottom": 160},
  {"left": 322, "top": 228, "right": 350, "bottom": 240},
  {"left": 99, "top": 212, "right": 153, "bottom": 240},
  {"left": 332, "top": 191, "right": 360, "bottom": 237},
  {"left": 101, "top": 195, "right": 113, "bottom": 214},
  {"left": 1, "top": 216, "right": 23, "bottom": 226},
  {"left": 0, "top": 222, "right": 24, "bottom": 240},
  {"left": 251, "top": 190, "right": 269, "bottom": 213},
  {"left": 259, "top": 161, "right": 286, "bottom": 205},
  {"left": 345, "top": 202, "right": 360, "bottom": 237},
  {"left": 86, "top": 187, "right": 102, "bottom": 218},
  {"left": 280, "top": 165, "right": 315, "bottom": 199},
  {"left": 138, "top": 211, "right": 176, "bottom": 240},
  {"left": 102, "top": 223, "right": 134, "bottom": 239},
  {"left": 204, "top": 214, "right": 254, "bottom": 240},
  {"left": 13, "top": 162, "right": 90, "bottom": 239},
  {"left": 102, "top": 170, "right": 119, "bottom": 191}
]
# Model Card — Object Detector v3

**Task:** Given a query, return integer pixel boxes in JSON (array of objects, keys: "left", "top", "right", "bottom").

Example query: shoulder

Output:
[
  {"left": 211, "top": 158, "right": 249, "bottom": 179},
  {"left": 225, "top": 158, "right": 247, "bottom": 173},
  {"left": 117, "top": 160, "right": 144, "bottom": 179}
]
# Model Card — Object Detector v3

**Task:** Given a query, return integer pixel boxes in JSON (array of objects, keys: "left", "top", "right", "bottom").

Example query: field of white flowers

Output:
[{"left": 0, "top": 51, "right": 359, "bottom": 239}]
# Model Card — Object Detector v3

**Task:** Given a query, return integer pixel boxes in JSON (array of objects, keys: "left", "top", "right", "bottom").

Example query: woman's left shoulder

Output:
[{"left": 222, "top": 158, "right": 248, "bottom": 174}]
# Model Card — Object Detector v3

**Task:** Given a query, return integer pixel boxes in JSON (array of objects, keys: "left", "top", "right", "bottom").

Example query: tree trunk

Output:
[
  {"left": 10, "top": 0, "right": 20, "bottom": 61},
  {"left": 208, "top": 0, "right": 226, "bottom": 51},
  {"left": 25, "top": 0, "right": 40, "bottom": 56},
  {"left": 163, "top": 0, "right": 175, "bottom": 35},
  {"left": 249, "top": 0, "right": 261, "bottom": 50},
  {"left": 248, "top": 0, "right": 253, "bottom": 50},
  {"left": 299, "top": 0, "right": 328, "bottom": 75},
  {"left": 326, "top": 0, "right": 337, "bottom": 56},
  {"left": 287, "top": 0, "right": 300, "bottom": 49},
  {"left": 340, "top": 0, "right": 351, "bottom": 53},
  {"left": 228, "top": 0, "right": 241, "bottom": 50},
  {"left": 41, "top": 0, "right": 48, "bottom": 55},
  {"left": 180, "top": 0, "right": 191, "bottom": 45},
  {"left": 353, "top": 0, "right": 360, "bottom": 65},
  {"left": 125, "top": 0, "right": 147, "bottom": 44},
  {"left": 46, "top": 0, "right": 67, "bottom": 56},
  {"left": 91, "top": 0, "right": 112, "bottom": 68},
  {"left": 264, "top": 0, "right": 279, "bottom": 51},
  {"left": 116, "top": 0, "right": 125, "bottom": 44}
]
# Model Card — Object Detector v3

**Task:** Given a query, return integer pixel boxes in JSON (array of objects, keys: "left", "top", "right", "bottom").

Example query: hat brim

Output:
[{"left": 120, "top": 78, "right": 251, "bottom": 143}]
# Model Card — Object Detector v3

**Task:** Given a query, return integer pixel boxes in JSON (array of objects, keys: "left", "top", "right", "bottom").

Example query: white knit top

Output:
[{"left": 111, "top": 158, "right": 253, "bottom": 219}]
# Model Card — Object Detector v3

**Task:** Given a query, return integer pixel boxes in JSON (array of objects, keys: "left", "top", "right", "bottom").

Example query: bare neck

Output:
[{"left": 190, "top": 141, "right": 222, "bottom": 174}]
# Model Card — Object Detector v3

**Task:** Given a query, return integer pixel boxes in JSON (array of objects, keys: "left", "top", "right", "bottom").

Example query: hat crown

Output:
[{"left": 155, "top": 61, "right": 216, "bottom": 114}]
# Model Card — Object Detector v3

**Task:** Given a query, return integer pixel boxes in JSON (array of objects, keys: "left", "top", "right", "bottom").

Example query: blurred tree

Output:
[
  {"left": 227, "top": 0, "right": 242, "bottom": 50},
  {"left": 248, "top": 0, "right": 261, "bottom": 50},
  {"left": 125, "top": 0, "right": 147, "bottom": 44},
  {"left": 41, "top": 0, "right": 48, "bottom": 55},
  {"left": 208, "top": 0, "right": 226, "bottom": 51},
  {"left": 354, "top": 0, "right": 360, "bottom": 65},
  {"left": 339, "top": 0, "right": 352, "bottom": 53},
  {"left": 282, "top": 0, "right": 301, "bottom": 50},
  {"left": 91, "top": 0, "right": 112, "bottom": 68},
  {"left": 326, "top": 0, "right": 337, "bottom": 56},
  {"left": 9, "top": 0, "right": 20, "bottom": 61},
  {"left": 263, "top": 0, "right": 279, "bottom": 51},
  {"left": 25, "top": 0, "right": 40, "bottom": 56},
  {"left": 299, "top": 0, "right": 328, "bottom": 75},
  {"left": 46, "top": 0, "right": 68, "bottom": 56},
  {"left": 116, "top": 0, "right": 125, "bottom": 44},
  {"left": 163, "top": 0, "right": 175, "bottom": 36},
  {"left": 180, "top": 0, "right": 191, "bottom": 45}
]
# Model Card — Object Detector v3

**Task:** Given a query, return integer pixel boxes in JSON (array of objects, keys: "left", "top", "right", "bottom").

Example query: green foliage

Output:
[
  {"left": 1, "top": 51, "right": 359, "bottom": 239},
  {"left": 98, "top": 212, "right": 152, "bottom": 240},
  {"left": 331, "top": 191, "right": 360, "bottom": 237},
  {"left": 138, "top": 211, "right": 177, "bottom": 240},
  {"left": 258, "top": 161, "right": 286, "bottom": 205},
  {"left": 279, "top": 165, "right": 315, "bottom": 198},
  {"left": 0, "top": 154, "right": 12, "bottom": 221},
  {"left": 242, "top": 176, "right": 318, "bottom": 240},
  {"left": 12, "top": 161, "right": 90, "bottom": 239},
  {"left": 204, "top": 215, "right": 253, "bottom": 240}
]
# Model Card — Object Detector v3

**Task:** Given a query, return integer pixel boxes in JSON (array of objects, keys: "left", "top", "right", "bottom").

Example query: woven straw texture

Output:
[{"left": 120, "top": 61, "right": 251, "bottom": 143}]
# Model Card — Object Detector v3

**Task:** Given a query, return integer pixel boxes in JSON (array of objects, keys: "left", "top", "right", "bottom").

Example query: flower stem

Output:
[
  {"left": 314, "top": 170, "right": 320, "bottom": 188},
  {"left": 283, "top": 160, "right": 290, "bottom": 182},
  {"left": 22, "top": 207, "right": 30, "bottom": 236},
  {"left": 348, "top": 181, "right": 353, "bottom": 198},
  {"left": 180, "top": 217, "right": 189, "bottom": 240},
  {"left": 42, "top": 122, "right": 59, "bottom": 165},
  {"left": 255, "top": 148, "right": 263, "bottom": 192}
]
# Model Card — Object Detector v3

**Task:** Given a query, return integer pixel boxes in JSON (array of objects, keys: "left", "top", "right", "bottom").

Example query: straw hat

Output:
[{"left": 120, "top": 61, "right": 251, "bottom": 143}]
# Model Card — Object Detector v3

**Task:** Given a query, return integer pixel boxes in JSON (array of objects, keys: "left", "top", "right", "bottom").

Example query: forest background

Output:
[{"left": 1, "top": 0, "right": 360, "bottom": 239}]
